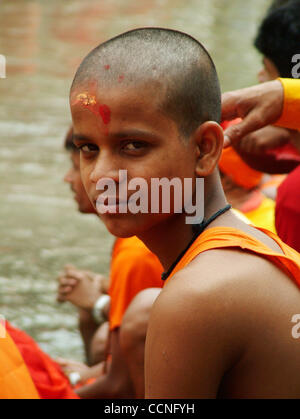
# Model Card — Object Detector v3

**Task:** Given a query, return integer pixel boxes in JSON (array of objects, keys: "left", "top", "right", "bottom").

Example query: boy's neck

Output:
[{"left": 138, "top": 174, "right": 228, "bottom": 271}]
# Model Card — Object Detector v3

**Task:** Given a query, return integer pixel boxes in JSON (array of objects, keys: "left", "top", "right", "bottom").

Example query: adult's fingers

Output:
[
  {"left": 223, "top": 113, "right": 263, "bottom": 148},
  {"left": 221, "top": 91, "right": 243, "bottom": 122}
]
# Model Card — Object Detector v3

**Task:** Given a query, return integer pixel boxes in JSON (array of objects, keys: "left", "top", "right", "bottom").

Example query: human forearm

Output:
[
  {"left": 75, "top": 372, "right": 131, "bottom": 399},
  {"left": 78, "top": 309, "right": 99, "bottom": 365},
  {"left": 76, "top": 329, "right": 135, "bottom": 399}
]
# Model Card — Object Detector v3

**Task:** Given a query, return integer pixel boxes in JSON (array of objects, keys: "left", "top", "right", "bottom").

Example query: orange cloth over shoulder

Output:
[
  {"left": 165, "top": 227, "right": 300, "bottom": 286},
  {"left": 6, "top": 322, "right": 79, "bottom": 399},
  {"left": 0, "top": 324, "right": 39, "bottom": 399},
  {"left": 109, "top": 237, "right": 163, "bottom": 331}
]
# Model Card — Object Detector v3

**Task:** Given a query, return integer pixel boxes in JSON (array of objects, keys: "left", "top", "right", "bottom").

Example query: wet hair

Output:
[
  {"left": 254, "top": 0, "right": 300, "bottom": 77},
  {"left": 64, "top": 126, "right": 78, "bottom": 153},
  {"left": 71, "top": 28, "right": 221, "bottom": 138}
]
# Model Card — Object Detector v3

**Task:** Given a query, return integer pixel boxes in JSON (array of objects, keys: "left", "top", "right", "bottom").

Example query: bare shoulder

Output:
[
  {"left": 156, "top": 246, "right": 300, "bottom": 342},
  {"left": 156, "top": 249, "right": 300, "bottom": 354},
  {"left": 146, "top": 247, "right": 300, "bottom": 397}
]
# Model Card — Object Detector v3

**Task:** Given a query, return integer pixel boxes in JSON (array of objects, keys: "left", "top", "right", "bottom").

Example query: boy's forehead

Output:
[
  {"left": 70, "top": 80, "right": 166, "bottom": 121},
  {"left": 70, "top": 79, "right": 98, "bottom": 104},
  {"left": 70, "top": 81, "right": 182, "bottom": 142},
  {"left": 71, "top": 76, "right": 162, "bottom": 102}
]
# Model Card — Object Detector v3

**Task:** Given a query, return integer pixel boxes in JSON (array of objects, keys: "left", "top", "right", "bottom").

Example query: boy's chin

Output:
[
  {"left": 100, "top": 213, "right": 156, "bottom": 239},
  {"left": 100, "top": 211, "right": 174, "bottom": 239},
  {"left": 101, "top": 216, "right": 140, "bottom": 238}
]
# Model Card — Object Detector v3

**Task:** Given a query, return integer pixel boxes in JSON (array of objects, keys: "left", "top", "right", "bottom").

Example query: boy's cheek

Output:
[{"left": 80, "top": 168, "right": 92, "bottom": 193}]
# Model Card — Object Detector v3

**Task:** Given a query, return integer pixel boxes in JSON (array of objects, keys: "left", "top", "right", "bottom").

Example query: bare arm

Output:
[
  {"left": 145, "top": 277, "right": 244, "bottom": 398},
  {"left": 76, "top": 329, "right": 134, "bottom": 399},
  {"left": 57, "top": 266, "right": 109, "bottom": 363},
  {"left": 77, "top": 309, "right": 101, "bottom": 365}
]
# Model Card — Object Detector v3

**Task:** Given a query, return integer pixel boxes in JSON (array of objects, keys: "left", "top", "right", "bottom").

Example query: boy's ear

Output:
[{"left": 192, "top": 121, "right": 224, "bottom": 177}]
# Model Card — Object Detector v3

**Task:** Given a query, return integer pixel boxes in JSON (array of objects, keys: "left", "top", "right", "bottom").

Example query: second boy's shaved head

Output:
[{"left": 71, "top": 28, "right": 221, "bottom": 138}]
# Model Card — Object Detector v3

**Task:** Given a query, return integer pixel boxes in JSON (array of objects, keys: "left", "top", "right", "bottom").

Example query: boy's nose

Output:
[
  {"left": 90, "top": 154, "right": 120, "bottom": 184},
  {"left": 64, "top": 169, "right": 73, "bottom": 183}
]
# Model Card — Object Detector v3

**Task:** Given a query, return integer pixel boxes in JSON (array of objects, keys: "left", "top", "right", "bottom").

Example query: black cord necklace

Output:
[{"left": 161, "top": 204, "right": 232, "bottom": 281}]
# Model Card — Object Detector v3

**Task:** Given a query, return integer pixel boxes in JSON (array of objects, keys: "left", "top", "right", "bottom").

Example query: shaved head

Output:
[{"left": 71, "top": 28, "right": 221, "bottom": 138}]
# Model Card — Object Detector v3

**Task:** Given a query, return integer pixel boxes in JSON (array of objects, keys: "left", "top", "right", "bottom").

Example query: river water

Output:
[{"left": 0, "top": 0, "right": 271, "bottom": 360}]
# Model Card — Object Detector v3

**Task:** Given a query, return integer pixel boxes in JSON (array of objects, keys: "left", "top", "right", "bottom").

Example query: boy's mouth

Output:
[
  {"left": 94, "top": 196, "right": 130, "bottom": 215},
  {"left": 93, "top": 195, "right": 129, "bottom": 207}
]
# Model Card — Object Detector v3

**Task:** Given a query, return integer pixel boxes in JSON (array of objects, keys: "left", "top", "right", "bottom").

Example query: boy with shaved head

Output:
[
  {"left": 59, "top": 126, "right": 163, "bottom": 398},
  {"left": 70, "top": 28, "right": 300, "bottom": 398}
]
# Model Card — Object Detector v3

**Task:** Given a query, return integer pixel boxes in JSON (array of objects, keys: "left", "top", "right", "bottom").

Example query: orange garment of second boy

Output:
[{"left": 108, "top": 236, "right": 163, "bottom": 331}]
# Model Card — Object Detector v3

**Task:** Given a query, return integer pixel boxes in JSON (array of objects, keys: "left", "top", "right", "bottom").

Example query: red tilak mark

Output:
[
  {"left": 99, "top": 105, "right": 111, "bottom": 125},
  {"left": 104, "top": 65, "right": 110, "bottom": 70},
  {"left": 118, "top": 74, "right": 125, "bottom": 83}
]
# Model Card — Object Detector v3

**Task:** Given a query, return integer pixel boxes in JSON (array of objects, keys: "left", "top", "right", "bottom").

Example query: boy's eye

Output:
[
  {"left": 123, "top": 141, "right": 147, "bottom": 152},
  {"left": 80, "top": 144, "right": 98, "bottom": 153}
]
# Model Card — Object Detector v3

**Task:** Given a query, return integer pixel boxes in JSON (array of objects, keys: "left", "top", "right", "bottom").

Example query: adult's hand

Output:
[
  {"left": 233, "top": 125, "right": 292, "bottom": 155},
  {"left": 221, "top": 80, "right": 284, "bottom": 147}
]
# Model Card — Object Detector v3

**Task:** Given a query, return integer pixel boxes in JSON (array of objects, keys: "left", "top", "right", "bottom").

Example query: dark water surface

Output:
[{"left": 0, "top": 0, "right": 271, "bottom": 360}]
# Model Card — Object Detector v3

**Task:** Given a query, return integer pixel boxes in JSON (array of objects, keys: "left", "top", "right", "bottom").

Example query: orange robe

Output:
[
  {"left": 0, "top": 324, "right": 39, "bottom": 399},
  {"left": 165, "top": 226, "right": 300, "bottom": 285},
  {"left": 109, "top": 236, "right": 163, "bottom": 331},
  {"left": 6, "top": 322, "right": 79, "bottom": 399}
]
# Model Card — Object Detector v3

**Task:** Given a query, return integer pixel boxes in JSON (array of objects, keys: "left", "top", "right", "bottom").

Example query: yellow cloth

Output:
[
  {"left": 244, "top": 197, "right": 276, "bottom": 234},
  {"left": 275, "top": 78, "right": 300, "bottom": 130},
  {"left": 0, "top": 324, "right": 40, "bottom": 399}
]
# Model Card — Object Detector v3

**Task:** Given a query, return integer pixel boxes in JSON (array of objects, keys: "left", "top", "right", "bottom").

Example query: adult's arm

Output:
[{"left": 222, "top": 79, "right": 300, "bottom": 147}]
